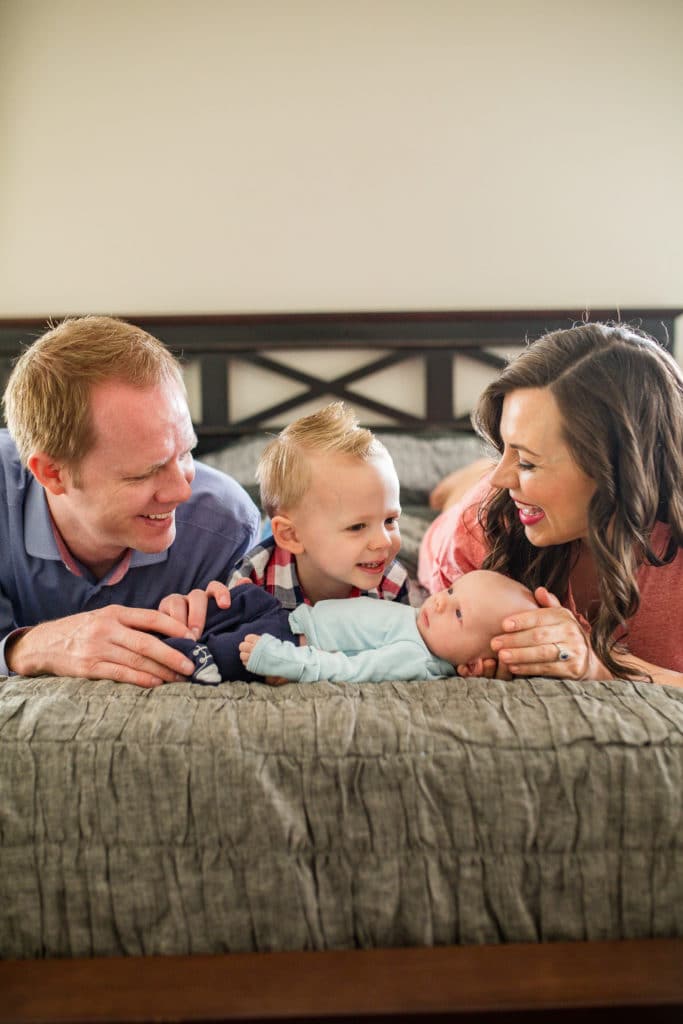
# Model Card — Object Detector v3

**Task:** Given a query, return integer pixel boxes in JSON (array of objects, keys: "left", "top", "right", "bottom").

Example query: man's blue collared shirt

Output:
[{"left": 0, "top": 430, "right": 261, "bottom": 673}]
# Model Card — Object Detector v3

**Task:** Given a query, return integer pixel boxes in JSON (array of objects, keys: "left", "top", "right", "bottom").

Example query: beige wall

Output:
[{"left": 1, "top": 0, "right": 682, "bottom": 322}]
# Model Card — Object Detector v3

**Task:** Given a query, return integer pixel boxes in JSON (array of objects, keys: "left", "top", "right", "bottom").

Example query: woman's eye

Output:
[{"left": 518, "top": 461, "right": 535, "bottom": 471}]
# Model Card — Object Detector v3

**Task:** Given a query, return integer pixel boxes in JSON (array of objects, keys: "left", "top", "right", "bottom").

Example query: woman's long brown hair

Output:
[{"left": 473, "top": 323, "right": 683, "bottom": 678}]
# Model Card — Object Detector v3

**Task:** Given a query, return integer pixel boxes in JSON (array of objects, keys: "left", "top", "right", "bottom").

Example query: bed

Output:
[{"left": 1, "top": 308, "right": 682, "bottom": 1022}]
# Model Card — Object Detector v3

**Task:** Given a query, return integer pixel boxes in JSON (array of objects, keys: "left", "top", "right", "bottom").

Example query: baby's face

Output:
[
  {"left": 416, "top": 570, "right": 536, "bottom": 668},
  {"left": 288, "top": 449, "right": 402, "bottom": 601}
]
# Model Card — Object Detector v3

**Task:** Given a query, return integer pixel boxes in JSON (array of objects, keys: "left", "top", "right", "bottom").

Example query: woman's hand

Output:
[
  {"left": 158, "top": 579, "right": 250, "bottom": 636},
  {"left": 456, "top": 657, "right": 513, "bottom": 680},
  {"left": 490, "top": 587, "right": 609, "bottom": 680}
]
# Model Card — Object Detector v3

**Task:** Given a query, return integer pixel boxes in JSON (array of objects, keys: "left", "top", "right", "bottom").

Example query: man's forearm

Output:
[{"left": 2, "top": 627, "right": 35, "bottom": 675}]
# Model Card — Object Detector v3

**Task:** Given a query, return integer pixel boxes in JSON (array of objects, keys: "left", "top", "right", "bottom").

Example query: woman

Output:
[{"left": 418, "top": 322, "right": 683, "bottom": 688}]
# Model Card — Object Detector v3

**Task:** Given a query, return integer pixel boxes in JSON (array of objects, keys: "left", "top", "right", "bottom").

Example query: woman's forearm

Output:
[{"left": 613, "top": 651, "right": 683, "bottom": 689}]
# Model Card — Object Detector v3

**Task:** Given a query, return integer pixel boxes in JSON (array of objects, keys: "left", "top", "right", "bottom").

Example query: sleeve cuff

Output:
[{"left": 0, "top": 627, "right": 32, "bottom": 676}]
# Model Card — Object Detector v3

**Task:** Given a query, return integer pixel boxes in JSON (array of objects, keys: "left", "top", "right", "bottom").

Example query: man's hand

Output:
[
  {"left": 6, "top": 606, "right": 200, "bottom": 687},
  {"left": 158, "top": 578, "right": 251, "bottom": 636}
]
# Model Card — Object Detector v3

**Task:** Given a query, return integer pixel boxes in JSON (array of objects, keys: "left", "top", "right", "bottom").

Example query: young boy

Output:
[
  {"left": 167, "top": 571, "right": 538, "bottom": 684},
  {"left": 227, "top": 402, "right": 410, "bottom": 607}
]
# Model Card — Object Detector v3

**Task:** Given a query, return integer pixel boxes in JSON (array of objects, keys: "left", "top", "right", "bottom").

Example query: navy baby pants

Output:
[{"left": 166, "top": 584, "right": 297, "bottom": 684}]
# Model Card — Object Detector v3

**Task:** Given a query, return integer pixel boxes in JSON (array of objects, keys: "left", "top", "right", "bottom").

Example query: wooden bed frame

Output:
[
  {"left": 1, "top": 308, "right": 680, "bottom": 452},
  {"left": 1, "top": 308, "right": 681, "bottom": 1022},
  {"left": 2, "top": 938, "right": 682, "bottom": 1022}
]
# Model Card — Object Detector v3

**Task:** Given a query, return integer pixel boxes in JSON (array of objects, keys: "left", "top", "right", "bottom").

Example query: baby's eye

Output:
[
  {"left": 447, "top": 587, "right": 453, "bottom": 595},
  {"left": 348, "top": 523, "right": 366, "bottom": 532},
  {"left": 385, "top": 516, "right": 400, "bottom": 527},
  {"left": 455, "top": 608, "right": 462, "bottom": 620}
]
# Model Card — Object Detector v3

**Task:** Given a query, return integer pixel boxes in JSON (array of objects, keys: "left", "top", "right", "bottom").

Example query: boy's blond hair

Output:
[
  {"left": 257, "top": 402, "right": 389, "bottom": 517},
  {"left": 3, "top": 315, "right": 184, "bottom": 467}
]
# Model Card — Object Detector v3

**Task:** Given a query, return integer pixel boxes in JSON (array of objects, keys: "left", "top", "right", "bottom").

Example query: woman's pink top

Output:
[{"left": 418, "top": 478, "right": 683, "bottom": 672}]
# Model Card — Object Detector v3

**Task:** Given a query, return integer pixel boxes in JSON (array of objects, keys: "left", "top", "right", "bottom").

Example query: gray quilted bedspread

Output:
[{"left": 1, "top": 674, "right": 682, "bottom": 959}]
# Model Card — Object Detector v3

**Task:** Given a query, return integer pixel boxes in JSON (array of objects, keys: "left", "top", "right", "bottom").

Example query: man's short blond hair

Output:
[
  {"left": 257, "top": 402, "right": 389, "bottom": 517},
  {"left": 3, "top": 315, "right": 184, "bottom": 466}
]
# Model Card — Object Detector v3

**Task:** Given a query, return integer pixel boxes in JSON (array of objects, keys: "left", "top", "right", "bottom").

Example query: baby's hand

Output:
[{"left": 239, "top": 633, "right": 260, "bottom": 665}]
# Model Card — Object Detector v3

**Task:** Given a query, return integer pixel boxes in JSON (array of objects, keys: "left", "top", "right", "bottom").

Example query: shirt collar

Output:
[{"left": 23, "top": 476, "right": 169, "bottom": 581}]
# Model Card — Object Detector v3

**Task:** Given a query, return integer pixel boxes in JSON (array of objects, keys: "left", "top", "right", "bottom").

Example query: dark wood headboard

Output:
[{"left": 1, "top": 308, "right": 680, "bottom": 455}]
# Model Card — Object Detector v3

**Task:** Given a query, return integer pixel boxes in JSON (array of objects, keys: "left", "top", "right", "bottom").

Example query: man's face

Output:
[{"left": 48, "top": 377, "right": 197, "bottom": 574}]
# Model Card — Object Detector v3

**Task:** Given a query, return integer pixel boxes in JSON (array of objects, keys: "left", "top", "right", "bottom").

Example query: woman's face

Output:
[{"left": 488, "top": 387, "right": 597, "bottom": 547}]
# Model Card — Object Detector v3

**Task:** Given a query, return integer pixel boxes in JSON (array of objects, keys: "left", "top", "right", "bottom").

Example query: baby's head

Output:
[
  {"left": 257, "top": 403, "right": 401, "bottom": 602},
  {"left": 416, "top": 570, "right": 537, "bottom": 674}
]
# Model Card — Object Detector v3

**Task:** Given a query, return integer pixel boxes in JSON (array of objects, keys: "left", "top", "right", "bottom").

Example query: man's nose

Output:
[{"left": 157, "top": 459, "right": 194, "bottom": 505}]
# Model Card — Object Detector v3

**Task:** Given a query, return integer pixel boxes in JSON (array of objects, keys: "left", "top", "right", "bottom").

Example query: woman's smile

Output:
[
  {"left": 490, "top": 388, "right": 596, "bottom": 547},
  {"left": 514, "top": 502, "right": 545, "bottom": 526}
]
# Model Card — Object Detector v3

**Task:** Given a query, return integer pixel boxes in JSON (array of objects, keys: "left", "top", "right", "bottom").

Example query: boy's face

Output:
[
  {"left": 281, "top": 450, "right": 401, "bottom": 603},
  {"left": 416, "top": 570, "right": 537, "bottom": 670}
]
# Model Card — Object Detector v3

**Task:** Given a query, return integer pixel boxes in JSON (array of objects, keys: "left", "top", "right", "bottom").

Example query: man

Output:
[{"left": 1, "top": 315, "right": 260, "bottom": 687}]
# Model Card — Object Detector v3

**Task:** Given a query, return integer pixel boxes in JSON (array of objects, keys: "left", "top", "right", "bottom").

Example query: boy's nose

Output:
[{"left": 368, "top": 526, "right": 390, "bottom": 549}]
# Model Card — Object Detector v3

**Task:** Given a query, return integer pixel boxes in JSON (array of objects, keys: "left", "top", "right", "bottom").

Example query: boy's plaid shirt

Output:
[{"left": 227, "top": 536, "right": 410, "bottom": 609}]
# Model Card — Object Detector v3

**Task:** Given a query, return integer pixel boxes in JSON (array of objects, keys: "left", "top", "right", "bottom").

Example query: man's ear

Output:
[
  {"left": 27, "top": 452, "right": 69, "bottom": 496},
  {"left": 271, "top": 514, "right": 305, "bottom": 555}
]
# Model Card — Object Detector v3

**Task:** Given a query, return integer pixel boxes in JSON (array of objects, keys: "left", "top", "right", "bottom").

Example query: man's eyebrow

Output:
[{"left": 130, "top": 435, "right": 198, "bottom": 476}]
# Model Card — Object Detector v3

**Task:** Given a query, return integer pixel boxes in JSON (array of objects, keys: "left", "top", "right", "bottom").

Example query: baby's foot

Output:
[{"left": 190, "top": 643, "right": 221, "bottom": 684}]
